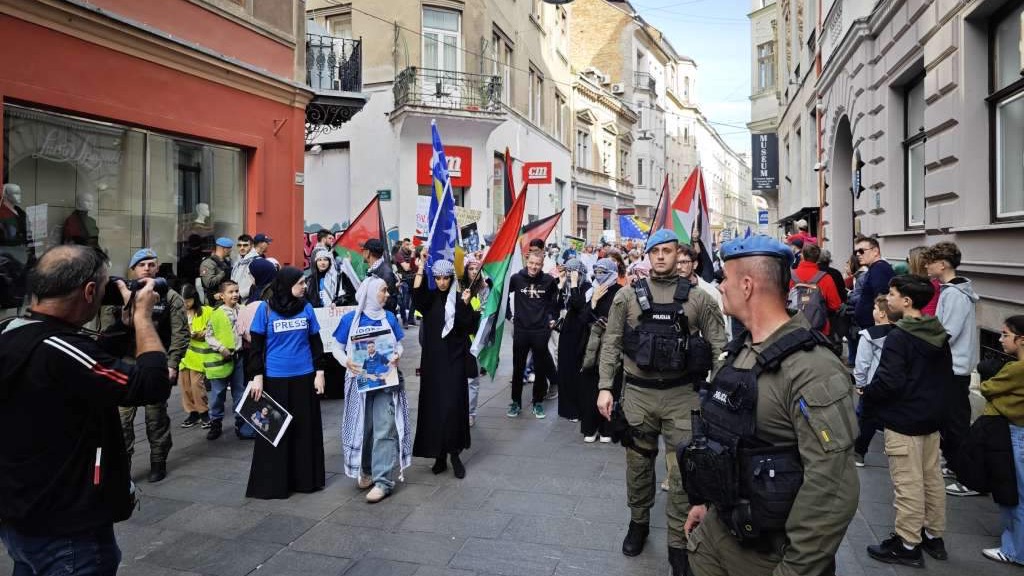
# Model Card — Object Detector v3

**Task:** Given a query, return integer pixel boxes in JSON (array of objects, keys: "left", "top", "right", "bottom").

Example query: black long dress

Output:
[
  {"left": 411, "top": 284, "right": 477, "bottom": 458},
  {"left": 580, "top": 283, "right": 623, "bottom": 437},
  {"left": 556, "top": 280, "right": 591, "bottom": 419}
]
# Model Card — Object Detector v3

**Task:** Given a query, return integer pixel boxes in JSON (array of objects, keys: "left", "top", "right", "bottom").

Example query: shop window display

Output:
[{"left": 1, "top": 105, "right": 244, "bottom": 312}]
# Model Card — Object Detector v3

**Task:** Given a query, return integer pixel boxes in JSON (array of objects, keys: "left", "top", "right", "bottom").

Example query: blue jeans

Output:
[
  {"left": 208, "top": 359, "right": 254, "bottom": 437},
  {"left": 1000, "top": 424, "right": 1024, "bottom": 563},
  {"left": 361, "top": 389, "right": 397, "bottom": 492},
  {"left": 0, "top": 523, "right": 120, "bottom": 576}
]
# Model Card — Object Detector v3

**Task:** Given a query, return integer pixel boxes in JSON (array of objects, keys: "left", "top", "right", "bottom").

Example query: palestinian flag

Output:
[
  {"left": 471, "top": 184, "right": 528, "bottom": 378},
  {"left": 649, "top": 173, "right": 672, "bottom": 232},
  {"left": 695, "top": 167, "right": 715, "bottom": 282},
  {"left": 332, "top": 196, "right": 388, "bottom": 289},
  {"left": 671, "top": 167, "right": 701, "bottom": 244},
  {"left": 519, "top": 210, "right": 563, "bottom": 254}
]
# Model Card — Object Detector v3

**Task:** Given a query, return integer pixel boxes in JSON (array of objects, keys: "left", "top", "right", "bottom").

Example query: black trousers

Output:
[
  {"left": 511, "top": 329, "right": 556, "bottom": 405},
  {"left": 941, "top": 374, "right": 972, "bottom": 473},
  {"left": 853, "top": 397, "right": 879, "bottom": 456}
]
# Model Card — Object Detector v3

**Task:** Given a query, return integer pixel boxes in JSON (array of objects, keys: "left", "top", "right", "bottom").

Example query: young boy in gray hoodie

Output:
[
  {"left": 852, "top": 295, "right": 901, "bottom": 466},
  {"left": 924, "top": 241, "right": 980, "bottom": 495}
]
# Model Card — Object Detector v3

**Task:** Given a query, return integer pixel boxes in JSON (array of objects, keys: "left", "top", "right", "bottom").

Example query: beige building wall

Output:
[{"left": 816, "top": 0, "right": 1024, "bottom": 337}]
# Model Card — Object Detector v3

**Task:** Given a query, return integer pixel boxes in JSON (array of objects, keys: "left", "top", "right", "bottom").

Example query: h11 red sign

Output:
[
  {"left": 416, "top": 144, "right": 473, "bottom": 187},
  {"left": 522, "top": 162, "right": 553, "bottom": 185}
]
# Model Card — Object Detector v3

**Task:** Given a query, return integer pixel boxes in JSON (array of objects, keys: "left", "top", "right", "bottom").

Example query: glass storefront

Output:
[{"left": 1, "top": 104, "right": 245, "bottom": 293}]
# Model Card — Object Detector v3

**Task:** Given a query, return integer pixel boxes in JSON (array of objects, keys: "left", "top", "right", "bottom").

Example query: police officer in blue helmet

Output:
[
  {"left": 597, "top": 227, "right": 727, "bottom": 576},
  {"left": 681, "top": 235, "right": 858, "bottom": 576}
]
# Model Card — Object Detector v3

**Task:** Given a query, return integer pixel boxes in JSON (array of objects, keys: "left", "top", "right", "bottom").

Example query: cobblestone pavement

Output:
[{"left": 1, "top": 325, "right": 1018, "bottom": 576}]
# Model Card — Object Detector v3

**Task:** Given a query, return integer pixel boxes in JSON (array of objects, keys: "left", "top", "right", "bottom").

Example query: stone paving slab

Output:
[{"left": 1, "top": 323, "right": 1022, "bottom": 576}]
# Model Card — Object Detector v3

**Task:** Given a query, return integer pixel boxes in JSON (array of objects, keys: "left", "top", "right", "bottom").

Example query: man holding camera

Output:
[
  {"left": 106, "top": 248, "right": 188, "bottom": 482},
  {"left": 597, "top": 229, "right": 727, "bottom": 576},
  {"left": 0, "top": 245, "right": 172, "bottom": 574}
]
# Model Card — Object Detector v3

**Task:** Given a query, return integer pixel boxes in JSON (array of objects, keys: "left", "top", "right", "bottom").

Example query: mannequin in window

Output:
[
  {"left": 0, "top": 183, "right": 27, "bottom": 247},
  {"left": 61, "top": 192, "right": 100, "bottom": 249},
  {"left": 178, "top": 202, "right": 214, "bottom": 254}
]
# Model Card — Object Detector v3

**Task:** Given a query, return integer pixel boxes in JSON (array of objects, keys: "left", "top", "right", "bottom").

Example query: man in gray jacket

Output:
[{"left": 924, "top": 242, "right": 979, "bottom": 495}]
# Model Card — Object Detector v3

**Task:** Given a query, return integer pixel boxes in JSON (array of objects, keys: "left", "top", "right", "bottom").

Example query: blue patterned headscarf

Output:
[{"left": 593, "top": 257, "right": 618, "bottom": 287}]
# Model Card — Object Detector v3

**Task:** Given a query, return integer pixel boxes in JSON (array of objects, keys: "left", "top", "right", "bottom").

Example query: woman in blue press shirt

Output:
[{"left": 246, "top": 266, "right": 326, "bottom": 499}]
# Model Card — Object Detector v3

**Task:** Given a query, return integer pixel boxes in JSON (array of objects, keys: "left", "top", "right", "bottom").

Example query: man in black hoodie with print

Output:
[
  {"left": 507, "top": 248, "right": 559, "bottom": 419},
  {"left": 0, "top": 245, "right": 171, "bottom": 574}
]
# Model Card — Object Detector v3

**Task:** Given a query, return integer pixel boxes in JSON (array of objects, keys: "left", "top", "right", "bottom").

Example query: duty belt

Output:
[{"left": 625, "top": 374, "right": 687, "bottom": 390}]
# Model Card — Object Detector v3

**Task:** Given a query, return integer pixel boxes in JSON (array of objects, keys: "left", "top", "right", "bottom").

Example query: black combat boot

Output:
[
  {"left": 450, "top": 452, "right": 466, "bottom": 479},
  {"left": 148, "top": 461, "right": 167, "bottom": 483},
  {"left": 621, "top": 521, "right": 649, "bottom": 557},
  {"left": 668, "top": 546, "right": 691, "bottom": 576}
]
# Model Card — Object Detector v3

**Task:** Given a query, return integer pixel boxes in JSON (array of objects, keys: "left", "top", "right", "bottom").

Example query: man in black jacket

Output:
[
  {"left": 862, "top": 274, "right": 951, "bottom": 567},
  {"left": 506, "top": 248, "right": 559, "bottom": 419},
  {"left": 362, "top": 238, "right": 399, "bottom": 313},
  {"left": 0, "top": 245, "right": 171, "bottom": 574}
]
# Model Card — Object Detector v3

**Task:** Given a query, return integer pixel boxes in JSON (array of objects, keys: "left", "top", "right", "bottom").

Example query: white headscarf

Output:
[{"left": 345, "top": 276, "right": 387, "bottom": 345}]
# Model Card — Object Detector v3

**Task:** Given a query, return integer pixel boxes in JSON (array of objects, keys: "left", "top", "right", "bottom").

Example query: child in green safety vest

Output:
[
  {"left": 179, "top": 284, "right": 214, "bottom": 429},
  {"left": 204, "top": 280, "right": 255, "bottom": 440}
]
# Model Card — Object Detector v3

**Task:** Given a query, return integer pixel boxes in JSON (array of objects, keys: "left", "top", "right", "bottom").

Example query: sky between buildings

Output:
[{"left": 629, "top": 0, "right": 752, "bottom": 157}]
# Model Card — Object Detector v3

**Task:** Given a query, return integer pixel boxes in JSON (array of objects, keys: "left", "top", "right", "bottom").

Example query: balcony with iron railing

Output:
[
  {"left": 634, "top": 72, "right": 656, "bottom": 92},
  {"left": 392, "top": 67, "right": 504, "bottom": 118},
  {"left": 305, "top": 33, "right": 366, "bottom": 139}
]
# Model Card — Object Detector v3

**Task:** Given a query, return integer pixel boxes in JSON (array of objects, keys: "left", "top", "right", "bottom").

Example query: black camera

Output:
[{"left": 102, "top": 276, "right": 169, "bottom": 309}]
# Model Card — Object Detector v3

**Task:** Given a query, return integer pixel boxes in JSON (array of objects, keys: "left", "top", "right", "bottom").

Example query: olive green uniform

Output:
[
  {"left": 101, "top": 290, "right": 188, "bottom": 466},
  {"left": 599, "top": 273, "right": 727, "bottom": 549},
  {"left": 687, "top": 314, "right": 859, "bottom": 576}
]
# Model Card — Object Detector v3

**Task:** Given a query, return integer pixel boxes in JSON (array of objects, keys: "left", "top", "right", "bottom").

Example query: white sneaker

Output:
[
  {"left": 357, "top": 474, "right": 372, "bottom": 490},
  {"left": 468, "top": 415, "right": 476, "bottom": 427},
  {"left": 983, "top": 548, "right": 1014, "bottom": 564},
  {"left": 583, "top": 434, "right": 598, "bottom": 443},
  {"left": 599, "top": 436, "right": 612, "bottom": 443},
  {"left": 660, "top": 479, "right": 670, "bottom": 492},
  {"left": 366, "top": 486, "right": 388, "bottom": 503}
]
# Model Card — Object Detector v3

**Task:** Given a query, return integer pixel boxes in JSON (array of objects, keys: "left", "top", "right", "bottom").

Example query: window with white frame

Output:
[
  {"left": 492, "top": 30, "right": 513, "bottom": 107},
  {"left": 637, "top": 158, "right": 644, "bottom": 186},
  {"left": 555, "top": 92, "right": 568, "bottom": 144},
  {"left": 576, "top": 204, "right": 589, "bottom": 238},
  {"left": 991, "top": 3, "right": 1024, "bottom": 220},
  {"left": 757, "top": 42, "right": 775, "bottom": 91},
  {"left": 423, "top": 8, "right": 460, "bottom": 73},
  {"left": 528, "top": 66, "right": 544, "bottom": 126},
  {"left": 576, "top": 128, "right": 590, "bottom": 170},
  {"left": 619, "top": 147, "right": 629, "bottom": 181},
  {"left": 904, "top": 75, "right": 926, "bottom": 228}
]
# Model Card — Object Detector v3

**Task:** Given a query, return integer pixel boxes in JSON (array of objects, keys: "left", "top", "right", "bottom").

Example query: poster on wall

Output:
[{"left": 751, "top": 133, "right": 779, "bottom": 190}]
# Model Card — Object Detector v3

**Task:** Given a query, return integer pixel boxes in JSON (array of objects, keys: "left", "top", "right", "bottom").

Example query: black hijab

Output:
[{"left": 267, "top": 266, "right": 307, "bottom": 317}]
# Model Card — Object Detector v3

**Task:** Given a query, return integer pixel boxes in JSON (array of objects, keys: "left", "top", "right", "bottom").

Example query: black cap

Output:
[{"left": 361, "top": 238, "right": 385, "bottom": 256}]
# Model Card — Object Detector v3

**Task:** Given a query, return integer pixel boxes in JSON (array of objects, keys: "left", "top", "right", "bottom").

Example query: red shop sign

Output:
[
  {"left": 416, "top": 144, "right": 473, "bottom": 187},
  {"left": 522, "top": 161, "right": 553, "bottom": 185}
]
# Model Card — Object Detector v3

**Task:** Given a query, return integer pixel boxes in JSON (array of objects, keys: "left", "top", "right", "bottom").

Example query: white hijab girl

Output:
[{"left": 332, "top": 277, "right": 412, "bottom": 494}]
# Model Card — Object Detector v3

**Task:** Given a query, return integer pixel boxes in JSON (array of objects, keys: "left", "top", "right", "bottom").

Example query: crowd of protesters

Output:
[{"left": 1, "top": 220, "right": 1023, "bottom": 574}]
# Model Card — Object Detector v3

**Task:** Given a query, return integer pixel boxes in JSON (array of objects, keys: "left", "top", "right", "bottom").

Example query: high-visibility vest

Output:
[
  {"left": 201, "top": 307, "right": 238, "bottom": 380},
  {"left": 179, "top": 306, "right": 220, "bottom": 377}
]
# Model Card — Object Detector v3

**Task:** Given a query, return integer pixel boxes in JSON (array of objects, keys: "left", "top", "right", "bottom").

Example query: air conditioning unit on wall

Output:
[{"left": 610, "top": 83, "right": 626, "bottom": 94}]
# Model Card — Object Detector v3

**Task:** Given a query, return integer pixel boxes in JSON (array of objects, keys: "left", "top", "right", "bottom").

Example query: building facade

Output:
[
  {"left": 571, "top": 70, "right": 638, "bottom": 243},
  {"left": 304, "top": 0, "right": 573, "bottom": 245},
  {"left": 748, "top": 0, "right": 782, "bottom": 231},
  {"left": 815, "top": 0, "right": 1024, "bottom": 338},
  {"left": 0, "top": 0, "right": 355, "bottom": 293}
]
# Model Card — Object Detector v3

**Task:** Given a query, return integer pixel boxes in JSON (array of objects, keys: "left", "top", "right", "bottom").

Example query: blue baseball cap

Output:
[
  {"left": 720, "top": 235, "right": 794, "bottom": 268},
  {"left": 129, "top": 248, "right": 158, "bottom": 269},
  {"left": 215, "top": 237, "right": 234, "bottom": 249},
  {"left": 645, "top": 228, "right": 678, "bottom": 253}
]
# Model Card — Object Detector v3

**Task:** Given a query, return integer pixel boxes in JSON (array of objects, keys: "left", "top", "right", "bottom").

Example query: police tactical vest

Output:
[
  {"left": 622, "top": 278, "right": 712, "bottom": 382},
  {"left": 679, "top": 327, "right": 831, "bottom": 545}
]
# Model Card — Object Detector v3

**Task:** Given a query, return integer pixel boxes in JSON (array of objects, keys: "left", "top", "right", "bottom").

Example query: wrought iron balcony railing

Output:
[
  {"left": 634, "top": 71, "right": 656, "bottom": 92},
  {"left": 306, "top": 33, "right": 362, "bottom": 92},
  {"left": 393, "top": 67, "right": 503, "bottom": 112}
]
